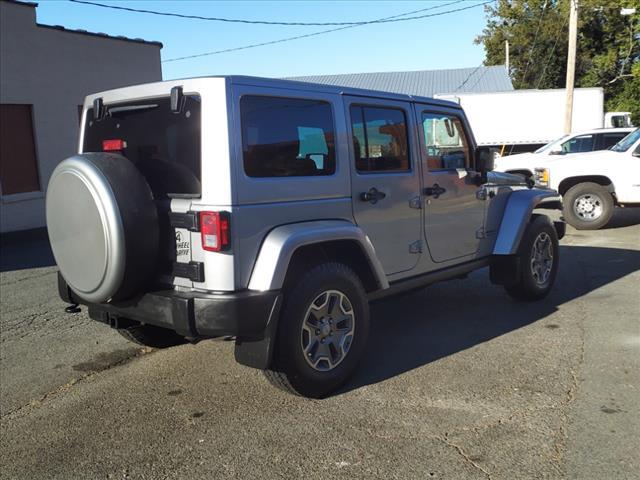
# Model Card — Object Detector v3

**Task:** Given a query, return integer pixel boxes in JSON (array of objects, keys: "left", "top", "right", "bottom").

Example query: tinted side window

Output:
[
  {"left": 241, "top": 96, "right": 335, "bottom": 177},
  {"left": 421, "top": 113, "right": 470, "bottom": 170},
  {"left": 350, "top": 106, "right": 409, "bottom": 173},
  {"left": 601, "top": 133, "right": 627, "bottom": 150},
  {"left": 561, "top": 134, "right": 594, "bottom": 153}
]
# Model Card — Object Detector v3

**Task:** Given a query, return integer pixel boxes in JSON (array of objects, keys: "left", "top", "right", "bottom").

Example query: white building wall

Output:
[{"left": 0, "top": 0, "right": 162, "bottom": 232}]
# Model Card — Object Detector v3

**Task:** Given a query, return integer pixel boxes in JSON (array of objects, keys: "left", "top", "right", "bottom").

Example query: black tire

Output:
[
  {"left": 562, "top": 182, "right": 614, "bottom": 230},
  {"left": 118, "top": 323, "right": 186, "bottom": 349},
  {"left": 264, "top": 262, "right": 369, "bottom": 398},
  {"left": 504, "top": 215, "right": 559, "bottom": 302}
]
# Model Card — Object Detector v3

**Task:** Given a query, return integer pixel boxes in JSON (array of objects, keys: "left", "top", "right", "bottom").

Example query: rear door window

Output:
[
  {"left": 600, "top": 133, "right": 628, "bottom": 150},
  {"left": 83, "top": 95, "right": 201, "bottom": 197},
  {"left": 350, "top": 106, "right": 409, "bottom": 173},
  {"left": 240, "top": 96, "right": 336, "bottom": 177}
]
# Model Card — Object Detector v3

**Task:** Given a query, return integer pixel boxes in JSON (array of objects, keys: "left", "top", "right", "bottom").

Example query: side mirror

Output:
[
  {"left": 476, "top": 146, "right": 495, "bottom": 171},
  {"left": 549, "top": 148, "right": 564, "bottom": 155},
  {"left": 476, "top": 147, "right": 496, "bottom": 184}
]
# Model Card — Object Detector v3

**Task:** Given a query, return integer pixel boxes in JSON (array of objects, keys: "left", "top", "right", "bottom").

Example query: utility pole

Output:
[
  {"left": 564, "top": 0, "right": 578, "bottom": 134},
  {"left": 505, "top": 40, "right": 510, "bottom": 73}
]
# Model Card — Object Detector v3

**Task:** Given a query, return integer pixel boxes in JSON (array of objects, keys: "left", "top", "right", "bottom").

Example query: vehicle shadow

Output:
[
  {"left": 342, "top": 244, "right": 640, "bottom": 394},
  {"left": 605, "top": 208, "right": 640, "bottom": 229},
  {"left": 0, "top": 228, "right": 55, "bottom": 273}
]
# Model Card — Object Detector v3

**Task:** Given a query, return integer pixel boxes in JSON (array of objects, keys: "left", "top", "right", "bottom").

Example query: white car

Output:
[
  {"left": 494, "top": 127, "right": 635, "bottom": 177},
  {"left": 532, "top": 128, "right": 640, "bottom": 229}
]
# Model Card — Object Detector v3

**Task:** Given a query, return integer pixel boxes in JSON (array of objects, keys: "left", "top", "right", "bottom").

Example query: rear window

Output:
[
  {"left": 601, "top": 133, "right": 628, "bottom": 150},
  {"left": 240, "top": 95, "right": 336, "bottom": 177},
  {"left": 83, "top": 95, "right": 201, "bottom": 197}
]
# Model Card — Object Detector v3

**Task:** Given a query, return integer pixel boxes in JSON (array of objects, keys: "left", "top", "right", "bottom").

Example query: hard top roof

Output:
[
  {"left": 216, "top": 75, "right": 462, "bottom": 109},
  {"left": 87, "top": 75, "right": 464, "bottom": 111}
]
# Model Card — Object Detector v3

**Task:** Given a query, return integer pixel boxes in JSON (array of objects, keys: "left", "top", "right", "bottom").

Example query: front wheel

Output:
[
  {"left": 264, "top": 262, "right": 369, "bottom": 398},
  {"left": 563, "top": 182, "right": 614, "bottom": 230},
  {"left": 503, "top": 215, "right": 559, "bottom": 302}
]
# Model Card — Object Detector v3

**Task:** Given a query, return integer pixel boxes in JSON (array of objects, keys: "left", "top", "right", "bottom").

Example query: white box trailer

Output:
[{"left": 435, "top": 88, "right": 606, "bottom": 151}]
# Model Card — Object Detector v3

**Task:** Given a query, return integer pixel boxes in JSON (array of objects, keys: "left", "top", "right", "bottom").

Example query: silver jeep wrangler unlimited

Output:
[{"left": 46, "top": 76, "right": 564, "bottom": 397}]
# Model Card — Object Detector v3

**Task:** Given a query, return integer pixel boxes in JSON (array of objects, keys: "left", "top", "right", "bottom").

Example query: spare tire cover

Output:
[{"left": 46, "top": 153, "right": 159, "bottom": 303}]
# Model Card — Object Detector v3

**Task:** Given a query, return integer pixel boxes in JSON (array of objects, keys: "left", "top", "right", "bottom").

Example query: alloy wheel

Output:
[
  {"left": 573, "top": 193, "right": 604, "bottom": 221},
  {"left": 530, "top": 232, "right": 554, "bottom": 286},
  {"left": 301, "top": 290, "right": 355, "bottom": 372}
]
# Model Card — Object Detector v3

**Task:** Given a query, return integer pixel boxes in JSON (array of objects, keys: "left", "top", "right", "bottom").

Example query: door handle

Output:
[
  {"left": 424, "top": 183, "right": 446, "bottom": 199},
  {"left": 360, "top": 187, "right": 386, "bottom": 204}
]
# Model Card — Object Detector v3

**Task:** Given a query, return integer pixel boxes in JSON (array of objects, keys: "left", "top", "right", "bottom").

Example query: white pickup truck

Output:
[
  {"left": 494, "top": 127, "right": 635, "bottom": 177},
  {"left": 530, "top": 128, "right": 640, "bottom": 229}
]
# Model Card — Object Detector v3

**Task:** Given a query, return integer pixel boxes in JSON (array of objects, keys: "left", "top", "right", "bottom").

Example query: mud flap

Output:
[
  {"left": 490, "top": 255, "right": 521, "bottom": 286},
  {"left": 234, "top": 295, "right": 282, "bottom": 370}
]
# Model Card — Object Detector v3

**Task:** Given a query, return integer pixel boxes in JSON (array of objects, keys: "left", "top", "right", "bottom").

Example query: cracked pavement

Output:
[{"left": 1, "top": 211, "right": 639, "bottom": 479}]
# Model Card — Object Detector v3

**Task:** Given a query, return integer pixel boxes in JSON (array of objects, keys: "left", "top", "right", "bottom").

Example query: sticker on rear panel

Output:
[{"left": 175, "top": 229, "right": 191, "bottom": 262}]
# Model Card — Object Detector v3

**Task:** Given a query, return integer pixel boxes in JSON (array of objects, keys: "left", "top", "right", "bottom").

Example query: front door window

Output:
[
  {"left": 561, "top": 134, "right": 594, "bottom": 154},
  {"left": 422, "top": 114, "right": 471, "bottom": 171}
]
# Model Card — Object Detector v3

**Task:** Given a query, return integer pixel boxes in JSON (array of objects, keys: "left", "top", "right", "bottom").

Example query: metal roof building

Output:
[{"left": 288, "top": 65, "right": 513, "bottom": 97}]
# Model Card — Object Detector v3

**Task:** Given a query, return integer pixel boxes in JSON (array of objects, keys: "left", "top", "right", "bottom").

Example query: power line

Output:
[
  {"left": 69, "top": 0, "right": 473, "bottom": 27},
  {"left": 468, "top": 65, "right": 490, "bottom": 90},
  {"left": 535, "top": 11, "right": 570, "bottom": 89},
  {"left": 162, "top": 1, "right": 493, "bottom": 63},
  {"left": 521, "top": 0, "right": 549, "bottom": 84},
  {"left": 454, "top": 64, "right": 484, "bottom": 92}
]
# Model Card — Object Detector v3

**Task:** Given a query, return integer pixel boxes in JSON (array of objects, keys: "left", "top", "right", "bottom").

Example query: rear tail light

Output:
[
  {"left": 102, "top": 139, "right": 126, "bottom": 152},
  {"left": 199, "top": 211, "right": 230, "bottom": 252}
]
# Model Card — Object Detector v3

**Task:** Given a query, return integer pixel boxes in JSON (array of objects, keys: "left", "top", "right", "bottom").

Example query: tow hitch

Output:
[{"left": 65, "top": 304, "right": 81, "bottom": 313}]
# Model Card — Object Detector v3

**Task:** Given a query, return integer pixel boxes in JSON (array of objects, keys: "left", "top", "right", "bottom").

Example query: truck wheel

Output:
[
  {"left": 264, "top": 263, "right": 369, "bottom": 398},
  {"left": 504, "top": 216, "right": 559, "bottom": 302},
  {"left": 118, "top": 323, "right": 186, "bottom": 349},
  {"left": 563, "top": 182, "right": 613, "bottom": 230}
]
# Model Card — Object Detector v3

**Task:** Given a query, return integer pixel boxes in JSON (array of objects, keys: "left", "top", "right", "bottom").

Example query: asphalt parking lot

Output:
[{"left": 1, "top": 211, "right": 639, "bottom": 480}]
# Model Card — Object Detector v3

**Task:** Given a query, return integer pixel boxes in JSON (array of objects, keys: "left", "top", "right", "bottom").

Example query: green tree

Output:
[{"left": 476, "top": 0, "right": 640, "bottom": 123}]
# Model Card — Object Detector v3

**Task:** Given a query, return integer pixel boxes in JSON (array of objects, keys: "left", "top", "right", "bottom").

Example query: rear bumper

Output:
[{"left": 59, "top": 273, "right": 280, "bottom": 341}]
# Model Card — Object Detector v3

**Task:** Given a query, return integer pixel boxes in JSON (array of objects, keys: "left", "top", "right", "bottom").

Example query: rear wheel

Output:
[
  {"left": 503, "top": 216, "right": 559, "bottom": 302},
  {"left": 264, "top": 262, "right": 369, "bottom": 398},
  {"left": 118, "top": 323, "right": 186, "bottom": 349},
  {"left": 563, "top": 182, "right": 614, "bottom": 230}
]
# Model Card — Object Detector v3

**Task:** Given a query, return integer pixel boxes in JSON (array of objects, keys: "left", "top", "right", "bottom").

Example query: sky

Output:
[{"left": 35, "top": 0, "right": 492, "bottom": 80}]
